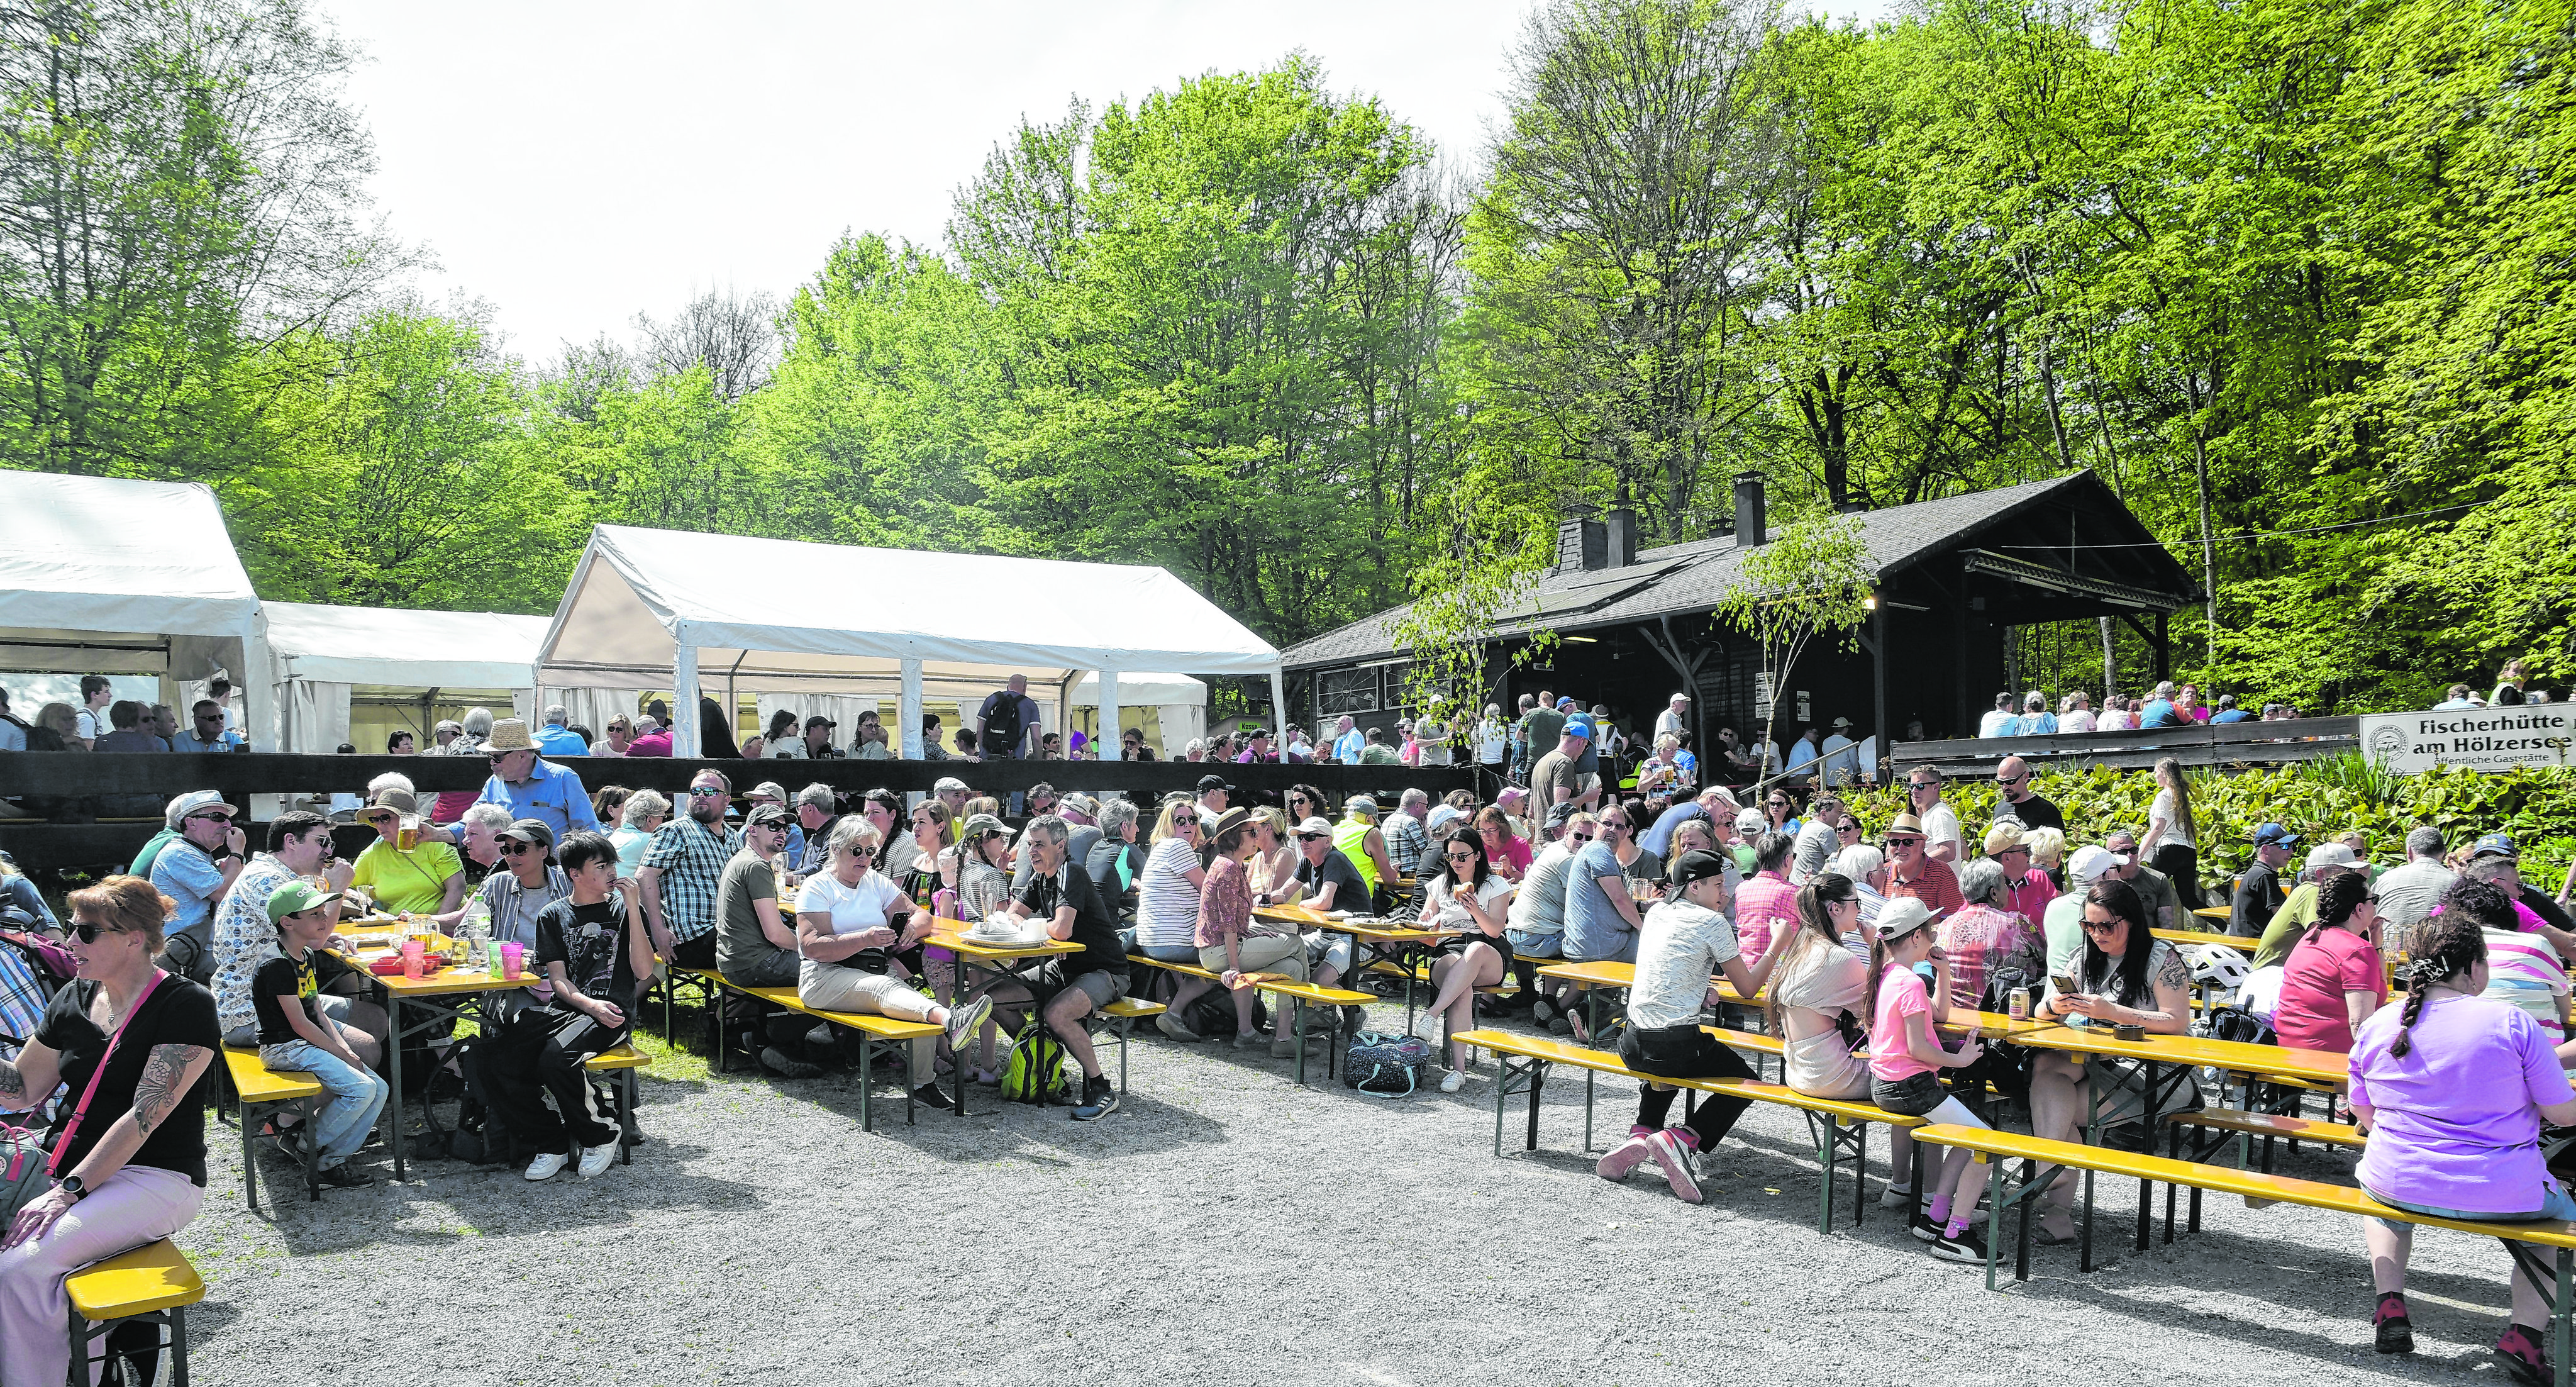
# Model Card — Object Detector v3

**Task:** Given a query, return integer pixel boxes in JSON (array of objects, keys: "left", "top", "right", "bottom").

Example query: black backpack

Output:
[{"left": 982, "top": 693, "right": 1025, "bottom": 751}]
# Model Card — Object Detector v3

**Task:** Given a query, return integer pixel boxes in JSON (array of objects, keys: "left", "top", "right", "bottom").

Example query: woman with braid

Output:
[{"left": 2349, "top": 903, "right": 2576, "bottom": 1377}]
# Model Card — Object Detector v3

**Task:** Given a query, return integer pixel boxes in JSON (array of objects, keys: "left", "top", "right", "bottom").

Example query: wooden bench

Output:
[
  {"left": 1457, "top": 1027, "right": 1924, "bottom": 1234},
  {"left": 1915, "top": 1120, "right": 2576, "bottom": 1367},
  {"left": 696, "top": 973, "right": 947, "bottom": 1131},
  {"left": 581, "top": 1042, "right": 652, "bottom": 1164},
  {"left": 221, "top": 1045, "right": 322, "bottom": 1211},
  {"left": 64, "top": 1237, "right": 204, "bottom": 1387},
  {"left": 1127, "top": 954, "right": 1375, "bottom": 1086}
]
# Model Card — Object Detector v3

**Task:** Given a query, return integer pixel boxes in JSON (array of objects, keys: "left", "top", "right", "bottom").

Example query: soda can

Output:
[{"left": 2009, "top": 986, "right": 2031, "bottom": 1021}]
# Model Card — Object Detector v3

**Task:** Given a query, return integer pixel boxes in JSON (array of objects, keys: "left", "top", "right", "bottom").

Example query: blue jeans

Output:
[
  {"left": 258, "top": 1040, "right": 388, "bottom": 1169},
  {"left": 2370, "top": 1178, "right": 2576, "bottom": 1234},
  {"left": 1504, "top": 928, "right": 1563, "bottom": 959},
  {"left": 1138, "top": 942, "right": 1199, "bottom": 963}
]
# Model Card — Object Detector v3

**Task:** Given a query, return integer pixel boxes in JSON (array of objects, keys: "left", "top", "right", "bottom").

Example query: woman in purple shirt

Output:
[{"left": 2351, "top": 911, "right": 2576, "bottom": 1376}]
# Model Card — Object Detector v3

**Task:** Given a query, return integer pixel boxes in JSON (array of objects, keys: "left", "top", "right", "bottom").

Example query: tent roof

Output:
[
  {"left": 1071, "top": 672, "right": 1206, "bottom": 707},
  {"left": 263, "top": 602, "right": 549, "bottom": 689},
  {"left": 536, "top": 525, "right": 1280, "bottom": 694},
  {"left": 0, "top": 472, "right": 260, "bottom": 641}
]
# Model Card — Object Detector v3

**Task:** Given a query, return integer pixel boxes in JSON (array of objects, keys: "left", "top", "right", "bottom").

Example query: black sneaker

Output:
[
  {"left": 911, "top": 1082, "right": 957, "bottom": 1112},
  {"left": 1927, "top": 1223, "right": 1989, "bottom": 1264},
  {"left": 1071, "top": 1074, "right": 1118, "bottom": 1122},
  {"left": 759, "top": 1045, "right": 825, "bottom": 1080},
  {"left": 318, "top": 1163, "right": 375, "bottom": 1189},
  {"left": 2374, "top": 1293, "right": 2414, "bottom": 1355}
]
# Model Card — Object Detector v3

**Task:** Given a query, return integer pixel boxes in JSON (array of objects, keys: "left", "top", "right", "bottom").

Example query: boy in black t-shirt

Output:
[
  {"left": 253, "top": 881, "right": 389, "bottom": 1188},
  {"left": 472, "top": 831, "right": 649, "bottom": 1181}
]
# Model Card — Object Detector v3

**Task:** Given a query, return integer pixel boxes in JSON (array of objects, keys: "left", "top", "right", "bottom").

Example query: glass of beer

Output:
[{"left": 396, "top": 816, "right": 419, "bottom": 851}]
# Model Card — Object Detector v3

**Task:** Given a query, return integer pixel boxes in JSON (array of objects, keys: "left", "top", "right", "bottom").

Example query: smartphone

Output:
[{"left": 2050, "top": 974, "right": 2080, "bottom": 997}]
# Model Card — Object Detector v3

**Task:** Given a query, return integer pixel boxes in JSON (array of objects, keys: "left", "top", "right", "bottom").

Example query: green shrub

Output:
[{"left": 1841, "top": 760, "right": 2576, "bottom": 894}]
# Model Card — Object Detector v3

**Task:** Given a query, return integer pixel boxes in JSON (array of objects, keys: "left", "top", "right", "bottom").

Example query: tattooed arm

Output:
[
  {"left": 0, "top": 1039, "right": 62, "bottom": 1113},
  {"left": 52, "top": 1042, "right": 213, "bottom": 1179}
]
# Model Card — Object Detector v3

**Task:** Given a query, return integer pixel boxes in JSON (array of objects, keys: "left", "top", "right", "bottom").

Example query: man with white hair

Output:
[
  {"left": 1655, "top": 693, "right": 1690, "bottom": 742},
  {"left": 535, "top": 705, "right": 589, "bottom": 757},
  {"left": 1640, "top": 786, "right": 1735, "bottom": 859},
  {"left": 792, "top": 783, "right": 840, "bottom": 876},
  {"left": 1331, "top": 714, "right": 1365, "bottom": 767},
  {"left": 2372, "top": 828, "right": 2455, "bottom": 951},
  {"left": 1386, "top": 789, "right": 1431, "bottom": 878}
]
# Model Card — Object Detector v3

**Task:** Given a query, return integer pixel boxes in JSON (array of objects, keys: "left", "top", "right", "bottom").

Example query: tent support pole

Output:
[
  {"left": 899, "top": 659, "right": 924, "bottom": 761},
  {"left": 673, "top": 630, "right": 701, "bottom": 758},
  {"left": 1268, "top": 668, "right": 1287, "bottom": 745},
  {"left": 1100, "top": 672, "right": 1121, "bottom": 764}
]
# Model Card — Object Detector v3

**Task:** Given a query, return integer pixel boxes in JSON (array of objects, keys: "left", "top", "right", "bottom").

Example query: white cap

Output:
[
  {"left": 1295, "top": 817, "right": 1335, "bottom": 836},
  {"left": 1874, "top": 896, "right": 1937, "bottom": 942},
  {"left": 2306, "top": 842, "right": 2360, "bottom": 872},
  {"left": 1735, "top": 808, "right": 1765, "bottom": 833},
  {"left": 2067, "top": 844, "right": 2123, "bottom": 884}
]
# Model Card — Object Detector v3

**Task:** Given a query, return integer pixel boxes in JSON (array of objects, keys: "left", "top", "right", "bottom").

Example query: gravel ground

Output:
[{"left": 172, "top": 999, "right": 2524, "bottom": 1387}]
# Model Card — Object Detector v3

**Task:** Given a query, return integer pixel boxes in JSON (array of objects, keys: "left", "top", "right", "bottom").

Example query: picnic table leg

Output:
[
  {"left": 2016, "top": 1159, "right": 2035, "bottom": 1283},
  {"left": 1582, "top": 1067, "right": 1596, "bottom": 1154},
  {"left": 1492, "top": 1056, "right": 1509, "bottom": 1157},
  {"left": 2555, "top": 1246, "right": 2571, "bottom": 1387},
  {"left": 238, "top": 1090, "right": 258, "bottom": 1213},
  {"left": 1292, "top": 999, "right": 1308, "bottom": 1087},
  {"left": 1854, "top": 1122, "right": 1869, "bottom": 1229},
  {"left": 388, "top": 993, "right": 408, "bottom": 1181},
  {"left": 2135, "top": 1060, "right": 2158, "bottom": 1254}
]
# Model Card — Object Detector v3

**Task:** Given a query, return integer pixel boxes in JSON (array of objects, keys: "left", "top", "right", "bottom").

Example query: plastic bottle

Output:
[{"left": 463, "top": 899, "right": 493, "bottom": 971}]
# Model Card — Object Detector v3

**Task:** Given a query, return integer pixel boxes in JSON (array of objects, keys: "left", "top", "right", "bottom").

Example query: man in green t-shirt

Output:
[{"left": 1519, "top": 692, "right": 1567, "bottom": 782}]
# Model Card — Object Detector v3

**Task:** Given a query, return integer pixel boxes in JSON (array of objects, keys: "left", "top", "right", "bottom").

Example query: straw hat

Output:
[{"left": 483, "top": 718, "right": 540, "bottom": 755}]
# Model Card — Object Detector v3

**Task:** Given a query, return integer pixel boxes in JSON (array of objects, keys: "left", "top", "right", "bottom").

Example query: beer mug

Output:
[{"left": 396, "top": 816, "right": 420, "bottom": 851}]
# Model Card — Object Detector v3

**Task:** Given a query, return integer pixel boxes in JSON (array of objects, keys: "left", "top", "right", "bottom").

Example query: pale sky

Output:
[{"left": 326, "top": 0, "right": 1892, "bottom": 360}]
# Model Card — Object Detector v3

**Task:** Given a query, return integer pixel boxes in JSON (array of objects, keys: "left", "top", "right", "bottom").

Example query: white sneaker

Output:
[
  {"left": 523, "top": 1151, "right": 570, "bottom": 1181},
  {"left": 576, "top": 1144, "right": 617, "bottom": 1178},
  {"left": 1439, "top": 1068, "right": 1467, "bottom": 1094}
]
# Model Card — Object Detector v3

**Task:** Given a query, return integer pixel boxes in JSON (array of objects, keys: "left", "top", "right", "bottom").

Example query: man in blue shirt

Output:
[
  {"left": 1562, "top": 811, "right": 1646, "bottom": 965},
  {"left": 149, "top": 790, "right": 247, "bottom": 981},
  {"left": 175, "top": 699, "right": 246, "bottom": 752},
  {"left": 1331, "top": 715, "right": 1366, "bottom": 766},
  {"left": 534, "top": 705, "right": 590, "bottom": 757},
  {"left": 474, "top": 718, "right": 601, "bottom": 839},
  {"left": 2207, "top": 693, "right": 2251, "bottom": 724},
  {"left": 2137, "top": 681, "right": 2181, "bottom": 727}
]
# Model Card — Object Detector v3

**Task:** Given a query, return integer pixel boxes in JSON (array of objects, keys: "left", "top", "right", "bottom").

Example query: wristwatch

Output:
[{"left": 55, "top": 1174, "right": 86, "bottom": 1201}]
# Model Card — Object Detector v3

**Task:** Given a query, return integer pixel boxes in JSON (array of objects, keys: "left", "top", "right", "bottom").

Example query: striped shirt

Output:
[
  {"left": 1135, "top": 837, "right": 1203, "bottom": 949},
  {"left": 2484, "top": 927, "right": 2570, "bottom": 1043}
]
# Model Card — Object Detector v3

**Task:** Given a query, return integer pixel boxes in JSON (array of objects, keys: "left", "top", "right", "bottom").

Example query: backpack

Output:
[
  {"left": 1343, "top": 1032, "right": 1433, "bottom": 1097},
  {"left": 1182, "top": 985, "right": 1267, "bottom": 1040},
  {"left": 981, "top": 692, "right": 1027, "bottom": 752},
  {"left": 999, "top": 1017, "right": 1072, "bottom": 1105},
  {"left": 0, "top": 1122, "right": 50, "bottom": 1225}
]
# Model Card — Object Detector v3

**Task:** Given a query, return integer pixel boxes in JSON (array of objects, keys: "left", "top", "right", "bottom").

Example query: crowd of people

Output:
[{"left": 11, "top": 672, "right": 2576, "bottom": 1385}]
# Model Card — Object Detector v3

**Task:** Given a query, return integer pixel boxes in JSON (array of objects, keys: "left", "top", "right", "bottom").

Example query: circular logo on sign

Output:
[{"left": 2367, "top": 724, "right": 2409, "bottom": 762}]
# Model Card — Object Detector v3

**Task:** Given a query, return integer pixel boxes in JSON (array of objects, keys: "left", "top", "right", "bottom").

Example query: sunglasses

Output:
[
  {"left": 1994, "top": 774, "right": 2026, "bottom": 786},
  {"left": 186, "top": 812, "right": 231, "bottom": 824},
  {"left": 688, "top": 786, "right": 726, "bottom": 798},
  {"left": 1175, "top": 815, "right": 1197, "bottom": 827},
  {"left": 1567, "top": 831, "right": 1594, "bottom": 842},
  {"left": 1824, "top": 895, "right": 1858, "bottom": 909},
  {"left": 2080, "top": 916, "right": 2121, "bottom": 935},
  {"left": 194, "top": 713, "right": 223, "bottom": 723},
  {"left": 68, "top": 921, "right": 128, "bottom": 944},
  {"left": 1296, "top": 832, "right": 1328, "bottom": 842},
  {"left": 501, "top": 842, "right": 540, "bottom": 856},
  {"left": 1445, "top": 850, "right": 1476, "bottom": 862},
  {"left": 1885, "top": 836, "right": 1923, "bottom": 847}
]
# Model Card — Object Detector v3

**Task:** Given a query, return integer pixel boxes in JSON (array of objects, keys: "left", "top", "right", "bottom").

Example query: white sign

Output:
[
  {"left": 2360, "top": 708, "right": 2576, "bottom": 774},
  {"left": 1755, "top": 672, "right": 1775, "bottom": 718}
]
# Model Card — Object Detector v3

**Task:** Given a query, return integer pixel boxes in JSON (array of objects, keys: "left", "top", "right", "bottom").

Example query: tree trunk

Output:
[{"left": 2099, "top": 615, "right": 2119, "bottom": 699}]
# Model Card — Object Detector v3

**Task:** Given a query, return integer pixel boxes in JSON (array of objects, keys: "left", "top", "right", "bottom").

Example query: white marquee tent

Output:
[
  {"left": 260, "top": 602, "right": 550, "bottom": 752},
  {"left": 535, "top": 525, "right": 1280, "bottom": 756},
  {"left": 0, "top": 472, "right": 272, "bottom": 747}
]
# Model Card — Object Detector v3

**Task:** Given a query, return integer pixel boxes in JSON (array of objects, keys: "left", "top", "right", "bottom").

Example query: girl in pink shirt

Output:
[
  {"left": 1732, "top": 832, "right": 1800, "bottom": 961},
  {"left": 1864, "top": 897, "right": 1992, "bottom": 1263},
  {"left": 2272, "top": 873, "right": 2384, "bottom": 1057}
]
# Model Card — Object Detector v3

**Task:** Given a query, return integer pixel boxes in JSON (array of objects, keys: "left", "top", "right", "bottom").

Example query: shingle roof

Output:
[{"left": 1282, "top": 473, "right": 2146, "bottom": 669}]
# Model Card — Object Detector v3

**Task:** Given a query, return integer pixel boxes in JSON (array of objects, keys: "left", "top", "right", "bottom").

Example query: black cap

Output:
[
  {"left": 804, "top": 715, "right": 836, "bottom": 729},
  {"left": 1196, "top": 774, "right": 1230, "bottom": 794},
  {"left": 497, "top": 818, "right": 555, "bottom": 849},
  {"left": 745, "top": 804, "right": 792, "bottom": 829},
  {"left": 1545, "top": 802, "right": 1582, "bottom": 830},
  {"left": 1668, "top": 850, "right": 1729, "bottom": 889}
]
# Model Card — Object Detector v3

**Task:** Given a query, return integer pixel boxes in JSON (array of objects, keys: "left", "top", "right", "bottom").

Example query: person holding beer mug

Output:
[{"left": 348, "top": 788, "right": 468, "bottom": 918}]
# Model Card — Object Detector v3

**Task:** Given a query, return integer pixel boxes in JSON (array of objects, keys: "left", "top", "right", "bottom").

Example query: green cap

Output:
[{"left": 265, "top": 879, "right": 328, "bottom": 925}]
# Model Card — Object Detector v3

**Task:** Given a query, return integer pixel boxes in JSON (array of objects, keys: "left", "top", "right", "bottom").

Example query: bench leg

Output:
[
  {"left": 1582, "top": 1068, "right": 1596, "bottom": 1154},
  {"left": 1817, "top": 1114, "right": 1838, "bottom": 1235},
  {"left": 1527, "top": 1058, "right": 1545, "bottom": 1152},
  {"left": 1492, "top": 1056, "right": 1512, "bottom": 1158},
  {"left": 1984, "top": 1156, "right": 2007, "bottom": 1292},
  {"left": 858, "top": 1034, "right": 875, "bottom": 1134},
  {"left": 301, "top": 1093, "right": 320, "bottom": 1203},
  {"left": 1291, "top": 1001, "right": 1307, "bottom": 1088},
  {"left": 238, "top": 1093, "right": 260, "bottom": 1213},
  {"left": 2559, "top": 1246, "right": 2571, "bottom": 1387},
  {"left": 173, "top": 1302, "right": 189, "bottom": 1387}
]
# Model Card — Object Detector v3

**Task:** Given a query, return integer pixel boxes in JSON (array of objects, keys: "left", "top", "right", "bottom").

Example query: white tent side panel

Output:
[{"left": 262, "top": 603, "right": 549, "bottom": 690}]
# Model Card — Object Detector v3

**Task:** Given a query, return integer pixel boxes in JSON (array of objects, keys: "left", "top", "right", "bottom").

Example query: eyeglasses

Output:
[
  {"left": 687, "top": 786, "right": 725, "bottom": 798},
  {"left": 68, "top": 921, "right": 128, "bottom": 944}
]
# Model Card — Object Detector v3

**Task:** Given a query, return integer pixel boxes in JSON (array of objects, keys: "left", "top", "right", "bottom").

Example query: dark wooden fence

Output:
[
  {"left": 1887, "top": 716, "right": 2362, "bottom": 777},
  {"left": 0, "top": 752, "right": 1487, "bottom": 874}
]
